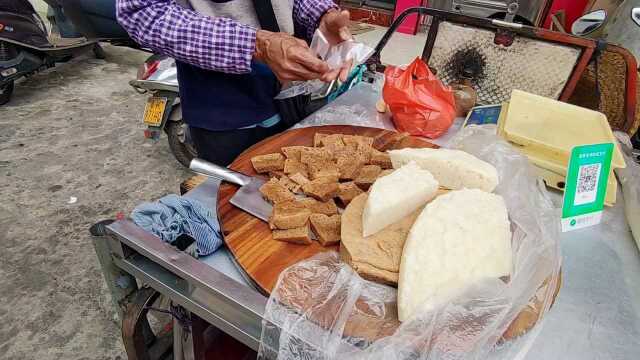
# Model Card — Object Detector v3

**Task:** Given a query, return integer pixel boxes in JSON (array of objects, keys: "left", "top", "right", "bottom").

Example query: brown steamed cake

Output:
[
  {"left": 269, "top": 201, "right": 311, "bottom": 230},
  {"left": 251, "top": 153, "right": 285, "bottom": 173},
  {"left": 259, "top": 178, "right": 295, "bottom": 204},
  {"left": 340, "top": 193, "right": 423, "bottom": 286},
  {"left": 310, "top": 214, "right": 341, "bottom": 246},
  {"left": 273, "top": 225, "right": 312, "bottom": 245}
]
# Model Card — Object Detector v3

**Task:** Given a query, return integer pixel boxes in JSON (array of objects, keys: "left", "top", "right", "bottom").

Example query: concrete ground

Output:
[
  {"left": 0, "top": 27, "right": 422, "bottom": 359},
  {"left": 0, "top": 45, "right": 191, "bottom": 359}
]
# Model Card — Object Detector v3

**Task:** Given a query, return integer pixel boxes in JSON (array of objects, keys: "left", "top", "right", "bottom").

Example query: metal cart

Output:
[
  {"left": 94, "top": 82, "right": 640, "bottom": 359},
  {"left": 94, "top": 7, "right": 640, "bottom": 358}
]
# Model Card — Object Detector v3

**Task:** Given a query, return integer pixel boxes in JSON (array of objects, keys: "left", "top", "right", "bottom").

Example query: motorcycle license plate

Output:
[{"left": 143, "top": 97, "right": 168, "bottom": 126}]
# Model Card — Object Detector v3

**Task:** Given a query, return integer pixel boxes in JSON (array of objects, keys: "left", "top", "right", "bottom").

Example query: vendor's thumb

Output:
[
  {"left": 333, "top": 10, "right": 351, "bottom": 41},
  {"left": 334, "top": 10, "right": 350, "bottom": 26}
]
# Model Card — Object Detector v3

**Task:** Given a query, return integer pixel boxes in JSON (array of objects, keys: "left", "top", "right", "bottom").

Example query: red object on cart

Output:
[
  {"left": 543, "top": 0, "right": 589, "bottom": 31},
  {"left": 383, "top": 57, "right": 457, "bottom": 139},
  {"left": 393, "top": 0, "right": 423, "bottom": 34}
]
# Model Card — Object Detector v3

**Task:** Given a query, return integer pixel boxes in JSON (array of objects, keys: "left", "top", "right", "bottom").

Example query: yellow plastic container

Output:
[{"left": 497, "top": 90, "right": 625, "bottom": 206}]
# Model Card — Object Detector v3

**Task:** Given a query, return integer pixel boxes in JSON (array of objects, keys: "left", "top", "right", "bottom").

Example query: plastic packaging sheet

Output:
[
  {"left": 295, "top": 103, "right": 371, "bottom": 128},
  {"left": 259, "top": 126, "right": 562, "bottom": 360},
  {"left": 297, "top": 80, "right": 394, "bottom": 131},
  {"left": 275, "top": 31, "right": 374, "bottom": 100}
]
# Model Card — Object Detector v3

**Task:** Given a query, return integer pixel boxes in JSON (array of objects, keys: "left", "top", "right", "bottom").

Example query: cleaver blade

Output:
[
  {"left": 229, "top": 177, "right": 272, "bottom": 222},
  {"left": 189, "top": 158, "right": 272, "bottom": 222}
]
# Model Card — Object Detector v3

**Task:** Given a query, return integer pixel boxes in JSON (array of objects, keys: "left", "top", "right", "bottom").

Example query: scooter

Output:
[
  {"left": 0, "top": 0, "right": 102, "bottom": 104},
  {"left": 0, "top": 0, "right": 142, "bottom": 105},
  {"left": 38, "top": 0, "right": 194, "bottom": 166},
  {"left": 129, "top": 55, "right": 197, "bottom": 168},
  {"left": 128, "top": 54, "right": 339, "bottom": 168}
]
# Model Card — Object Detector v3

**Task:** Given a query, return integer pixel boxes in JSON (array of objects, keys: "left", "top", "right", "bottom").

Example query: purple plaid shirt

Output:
[{"left": 116, "top": 0, "right": 337, "bottom": 74}]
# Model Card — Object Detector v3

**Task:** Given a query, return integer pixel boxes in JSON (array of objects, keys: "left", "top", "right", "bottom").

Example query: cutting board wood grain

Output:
[{"left": 217, "top": 126, "right": 436, "bottom": 294}]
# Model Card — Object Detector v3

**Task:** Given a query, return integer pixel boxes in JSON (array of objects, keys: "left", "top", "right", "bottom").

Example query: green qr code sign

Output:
[{"left": 561, "top": 143, "right": 614, "bottom": 232}]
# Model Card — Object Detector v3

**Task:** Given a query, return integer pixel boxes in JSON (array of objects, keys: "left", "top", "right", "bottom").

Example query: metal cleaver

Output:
[{"left": 189, "top": 158, "right": 272, "bottom": 221}]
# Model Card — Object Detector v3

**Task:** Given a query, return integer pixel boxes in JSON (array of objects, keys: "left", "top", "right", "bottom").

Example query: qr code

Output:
[{"left": 577, "top": 164, "right": 601, "bottom": 194}]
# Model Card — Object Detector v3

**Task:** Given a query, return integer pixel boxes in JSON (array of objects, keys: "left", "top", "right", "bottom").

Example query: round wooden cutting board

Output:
[{"left": 216, "top": 125, "right": 436, "bottom": 294}]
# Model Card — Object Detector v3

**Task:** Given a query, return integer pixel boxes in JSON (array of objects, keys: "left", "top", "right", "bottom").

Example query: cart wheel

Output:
[
  {"left": 0, "top": 81, "right": 14, "bottom": 106},
  {"left": 93, "top": 43, "right": 106, "bottom": 59},
  {"left": 122, "top": 288, "right": 174, "bottom": 360}
]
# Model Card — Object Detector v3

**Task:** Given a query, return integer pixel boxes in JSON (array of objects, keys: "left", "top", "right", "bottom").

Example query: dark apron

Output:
[{"left": 176, "top": 60, "right": 280, "bottom": 131}]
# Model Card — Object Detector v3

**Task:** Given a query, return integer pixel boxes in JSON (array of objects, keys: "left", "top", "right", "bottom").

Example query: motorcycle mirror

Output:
[
  {"left": 632, "top": 8, "right": 640, "bottom": 27},
  {"left": 571, "top": 9, "right": 607, "bottom": 36}
]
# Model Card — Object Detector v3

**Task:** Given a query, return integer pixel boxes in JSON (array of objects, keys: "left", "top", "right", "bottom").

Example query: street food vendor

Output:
[{"left": 116, "top": 0, "right": 352, "bottom": 165}]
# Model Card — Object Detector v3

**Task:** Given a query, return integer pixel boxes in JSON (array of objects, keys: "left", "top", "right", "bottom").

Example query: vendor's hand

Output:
[
  {"left": 319, "top": 58, "right": 353, "bottom": 83},
  {"left": 319, "top": 9, "right": 352, "bottom": 46},
  {"left": 319, "top": 9, "right": 353, "bottom": 83},
  {"left": 254, "top": 30, "right": 330, "bottom": 82}
]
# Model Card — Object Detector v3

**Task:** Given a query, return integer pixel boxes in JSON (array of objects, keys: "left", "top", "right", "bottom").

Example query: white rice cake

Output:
[
  {"left": 398, "top": 189, "right": 512, "bottom": 322},
  {"left": 388, "top": 148, "right": 499, "bottom": 192},
  {"left": 362, "top": 162, "right": 439, "bottom": 237}
]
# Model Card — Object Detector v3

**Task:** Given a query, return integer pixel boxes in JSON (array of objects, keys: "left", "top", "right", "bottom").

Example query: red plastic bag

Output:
[{"left": 383, "top": 58, "right": 456, "bottom": 139}]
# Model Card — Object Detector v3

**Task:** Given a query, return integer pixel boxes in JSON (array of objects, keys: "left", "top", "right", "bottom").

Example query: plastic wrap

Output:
[
  {"left": 295, "top": 103, "right": 370, "bottom": 128},
  {"left": 259, "top": 126, "right": 562, "bottom": 360},
  {"left": 296, "top": 82, "right": 395, "bottom": 130}
]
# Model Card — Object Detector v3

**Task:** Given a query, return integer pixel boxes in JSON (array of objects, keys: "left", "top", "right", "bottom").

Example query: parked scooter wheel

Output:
[
  {"left": 0, "top": 81, "right": 14, "bottom": 106},
  {"left": 165, "top": 120, "right": 198, "bottom": 168}
]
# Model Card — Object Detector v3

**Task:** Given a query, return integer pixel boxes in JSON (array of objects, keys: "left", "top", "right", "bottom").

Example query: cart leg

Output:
[
  {"left": 91, "top": 220, "right": 138, "bottom": 318},
  {"left": 191, "top": 314, "right": 208, "bottom": 360},
  {"left": 190, "top": 313, "right": 257, "bottom": 359}
]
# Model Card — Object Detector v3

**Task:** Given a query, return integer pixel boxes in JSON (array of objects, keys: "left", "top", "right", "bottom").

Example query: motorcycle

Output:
[
  {"left": 127, "top": 54, "right": 344, "bottom": 168},
  {"left": 0, "top": 0, "right": 137, "bottom": 105},
  {"left": 129, "top": 55, "right": 197, "bottom": 168}
]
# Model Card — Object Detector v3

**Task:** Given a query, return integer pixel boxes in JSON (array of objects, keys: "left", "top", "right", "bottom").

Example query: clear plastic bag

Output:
[
  {"left": 275, "top": 30, "right": 374, "bottom": 100},
  {"left": 259, "top": 125, "right": 562, "bottom": 360}
]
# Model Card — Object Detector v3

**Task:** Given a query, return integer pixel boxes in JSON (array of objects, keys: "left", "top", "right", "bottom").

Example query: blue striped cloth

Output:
[{"left": 131, "top": 194, "right": 222, "bottom": 256}]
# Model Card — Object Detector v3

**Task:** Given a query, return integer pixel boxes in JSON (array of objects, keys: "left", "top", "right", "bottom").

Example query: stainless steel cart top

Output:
[{"left": 103, "top": 82, "right": 640, "bottom": 359}]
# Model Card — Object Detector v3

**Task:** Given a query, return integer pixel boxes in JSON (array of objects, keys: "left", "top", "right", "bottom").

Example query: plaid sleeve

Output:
[
  {"left": 293, "top": 0, "right": 338, "bottom": 40},
  {"left": 116, "top": 0, "right": 256, "bottom": 73}
]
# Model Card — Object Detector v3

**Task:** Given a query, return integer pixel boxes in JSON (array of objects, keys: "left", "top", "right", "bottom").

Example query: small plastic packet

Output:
[{"left": 275, "top": 30, "right": 374, "bottom": 100}]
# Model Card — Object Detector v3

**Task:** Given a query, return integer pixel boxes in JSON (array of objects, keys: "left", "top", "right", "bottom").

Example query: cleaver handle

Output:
[{"left": 189, "top": 158, "right": 252, "bottom": 186}]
